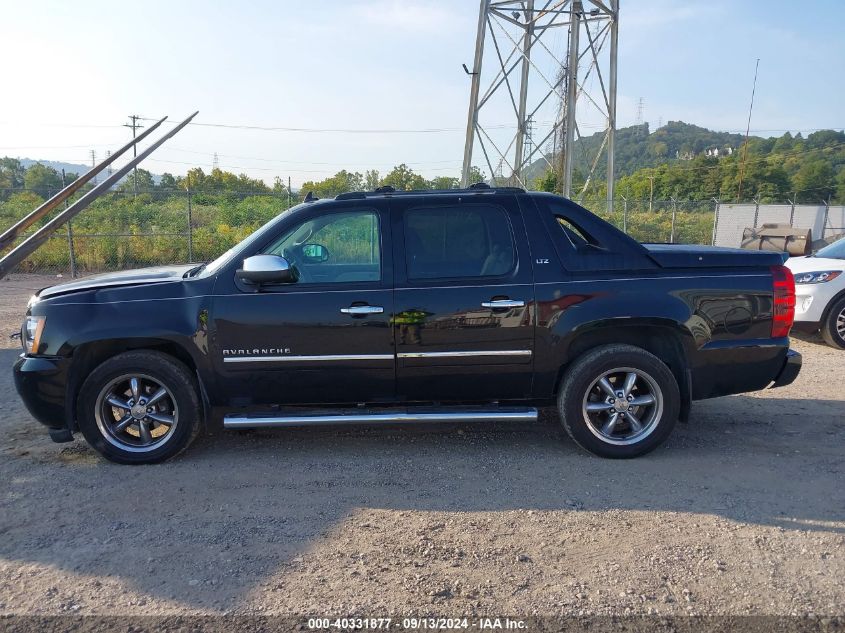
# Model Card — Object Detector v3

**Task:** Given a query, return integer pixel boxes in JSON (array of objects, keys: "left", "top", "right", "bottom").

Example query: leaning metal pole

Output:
[
  {"left": 461, "top": 0, "right": 490, "bottom": 187},
  {"left": 0, "top": 116, "right": 168, "bottom": 252},
  {"left": 0, "top": 112, "right": 199, "bottom": 280}
]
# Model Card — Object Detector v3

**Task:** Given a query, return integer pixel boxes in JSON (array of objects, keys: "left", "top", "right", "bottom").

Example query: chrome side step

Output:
[{"left": 223, "top": 407, "right": 538, "bottom": 429}]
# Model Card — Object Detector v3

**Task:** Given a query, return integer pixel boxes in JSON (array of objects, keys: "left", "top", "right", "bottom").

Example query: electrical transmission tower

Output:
[
  {"left": 461, "top": 0, "right": 619, "bottom": 208},
  {"left": 213, "top": 152, "right": 219, "bottom": 171}
]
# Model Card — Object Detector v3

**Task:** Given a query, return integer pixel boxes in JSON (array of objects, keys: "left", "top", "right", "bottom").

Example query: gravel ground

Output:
[{"left": 0, "top": 274, "right": 843, "bottom": 618}]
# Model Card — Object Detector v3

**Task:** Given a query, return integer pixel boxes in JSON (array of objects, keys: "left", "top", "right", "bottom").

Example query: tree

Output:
[
  {"left": 429, "top": 176, "right": 459, "bottom": 190},
  {"left": 159, "top": 173, "right": 178, "bottom": 190},
  {"left": 466, "top": 165, "right": 486, "bottom": 185},
  {"left": 380, "top": 164, "right": 428, "bottom": 191},
  {"left": 534, "top": 169, "right": 557, "bottom": 192},
  {"left": 792, "top": 159, "right": 835, "bottom": 203},
  {"left": 23, "top": 163, "right": 62, "bottom": 193},
  {"left": 364, "top": 170, "right": 380, "bottom": 191},
  {"left": 299, "top": 170, "right": 364, "bottom": 199},
  {"left": 119, "top": 168, "right": 155, "bottom": 193},
  {"left": 0, "top": 157, "right": 26, "bottom": 190}
]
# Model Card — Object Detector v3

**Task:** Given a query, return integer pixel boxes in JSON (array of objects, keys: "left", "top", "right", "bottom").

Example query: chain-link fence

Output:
[
  {"left": 1, "top": 187, "right": 842, "bottom": 277},
  {"left": 712, "top": 201, "right": 845, "bottom": 249},
  {"left": 0, "top": 187, "right": 292, "bottom": 276}
]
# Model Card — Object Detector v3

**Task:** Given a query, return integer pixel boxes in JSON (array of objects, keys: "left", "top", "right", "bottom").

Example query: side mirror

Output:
[
  {"left": 301, "top": 243, "right": 329, "bottom": 263},
  {"left": 236, "top": 255, "right": 297, "bottom": 285}
]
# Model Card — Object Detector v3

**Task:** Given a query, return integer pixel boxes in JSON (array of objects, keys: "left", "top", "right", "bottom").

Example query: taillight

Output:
[{"left": 771, "top": 265, "right": 795, "bottom": 338}]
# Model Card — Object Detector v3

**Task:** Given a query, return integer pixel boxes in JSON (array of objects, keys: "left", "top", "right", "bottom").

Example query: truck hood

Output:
[
  {"left": 643, "top": 244, "right": 786, "bottom": 268},
  {"left": 37, "top": 264, "right": 195, "bottom": 299},
  {"left": 784, "top": 255, "right": 845, "bottom": 273}
]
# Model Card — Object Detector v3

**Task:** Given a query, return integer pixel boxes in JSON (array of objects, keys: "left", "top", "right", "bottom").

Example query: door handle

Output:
[
  {"left": 482, "top": 299, "right": 525, "bottom": 309},
  {"left": 340, "top": 305, "right": 384, "bottom": 315}
]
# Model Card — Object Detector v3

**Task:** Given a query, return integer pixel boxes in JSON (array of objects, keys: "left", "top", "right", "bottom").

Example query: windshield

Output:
[
  {"left": 814, "top": 237, "right": 845, "bottom": 260},
  {"left": 201, "top": 204, "right": 305, "bottom": 275}
]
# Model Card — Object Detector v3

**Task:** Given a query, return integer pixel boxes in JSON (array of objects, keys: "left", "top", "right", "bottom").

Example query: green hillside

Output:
[{"left": 529, "top": 122, "right": 845, "bottom": 203}]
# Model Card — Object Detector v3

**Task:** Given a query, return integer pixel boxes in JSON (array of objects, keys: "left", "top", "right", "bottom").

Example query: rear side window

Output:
[
  {"left": 556, "top": 216, "right": 602, "bottom": 250},
  {"left": 404, "top": 205, "right": 515, "bottom": 280}
]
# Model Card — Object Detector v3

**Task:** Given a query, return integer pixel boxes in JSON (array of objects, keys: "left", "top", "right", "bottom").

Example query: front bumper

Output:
[
  {"left": 13, "top": 354, "right": 72, "bottom": 435},
  {"left": 770, "top": 348, "right": 802, "bottom": 388}
]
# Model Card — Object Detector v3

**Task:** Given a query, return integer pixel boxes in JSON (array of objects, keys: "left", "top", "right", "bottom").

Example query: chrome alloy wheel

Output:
[
  {"left": 581, "top": 366, "right": 664, "bottom": 446},
  {"left": 94, "top": 373, "right": 179, "bottom": 452}
]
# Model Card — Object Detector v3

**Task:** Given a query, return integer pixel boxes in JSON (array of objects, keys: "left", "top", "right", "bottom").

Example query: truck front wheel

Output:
[
  {"left": 558, "top": 344, "right": 680, "bottom": 458},
  {"left": 76, "top": 350, "right": 201, "bottom": 464}
]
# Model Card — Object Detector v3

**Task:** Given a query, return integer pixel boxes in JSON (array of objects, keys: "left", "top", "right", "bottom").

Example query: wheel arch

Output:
[
  {"left": 554, "top": 320, "right": 693, "bottom": 421},
  {"left": 820, "top": 286, "right": 845, "bottom": 326},
  {"left": 68, "top": 338, "right": 210, "bottom": 432}
]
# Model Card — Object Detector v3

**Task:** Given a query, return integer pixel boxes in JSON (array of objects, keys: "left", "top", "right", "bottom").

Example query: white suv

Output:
[{"left": 786, "top": 236, "right": 845, "bottom": 349}]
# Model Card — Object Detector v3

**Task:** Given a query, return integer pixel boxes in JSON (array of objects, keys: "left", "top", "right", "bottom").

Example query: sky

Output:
[{"left": 1, "top": 0, "right": 843, "bottom": 187}]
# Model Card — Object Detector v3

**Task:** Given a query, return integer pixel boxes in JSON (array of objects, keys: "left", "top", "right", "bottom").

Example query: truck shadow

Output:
[{"left": 0, "top": 349, "right": 843, "bottom": 610}]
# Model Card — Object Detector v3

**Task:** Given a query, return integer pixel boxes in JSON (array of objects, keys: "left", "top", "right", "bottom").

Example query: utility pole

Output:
[
  {"left": 212, "top": 152, "right": 219, "bottom": 171},
  {"left": 89, "top": 150, "right": 97, "bottom": 184},
  {"left": 124, "top": 115, "right": 144, "bottom": 198},
  {"left": 105, "top": 150, "right": 113, "bottom": 177}
]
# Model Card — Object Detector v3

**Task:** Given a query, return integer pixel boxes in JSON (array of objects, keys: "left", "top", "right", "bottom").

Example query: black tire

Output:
[
  {"left": 557, "top": 344, "right": 680, "bottom": 458},
  {"left": 821, "top": 296, "right": 845, "bottom": 349},
  {"left": 76, "top": 350, "right": 201, "bottom": 464}
]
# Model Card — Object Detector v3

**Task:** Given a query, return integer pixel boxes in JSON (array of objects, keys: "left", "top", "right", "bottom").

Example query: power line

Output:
[
  {"left": 164, "top": 146, "right": 463, "bottom": 167},
  {"left": 736, "top": 58, "right": 761, "bottom": 202},
  {"left": 145, "top": 158, "right": 462, "bottom": 174},
  {"left": 137, "top": 116, "right": 523, "bottom": 134}
]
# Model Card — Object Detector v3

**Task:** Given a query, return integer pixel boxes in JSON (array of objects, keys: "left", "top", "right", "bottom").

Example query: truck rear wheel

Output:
[
  {"left": 76, "top": 350, "right": 201, "bottom": 464},
  {"left": 821, "top": 296, "right": 845, "bottom": 349},
  {"left": 558, "top": 344, "right": 680, "bottom": 458}
]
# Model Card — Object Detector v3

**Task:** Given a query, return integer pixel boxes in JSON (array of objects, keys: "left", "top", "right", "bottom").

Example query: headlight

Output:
[
  {"left": 793, "top": 270, "right": 842, "bottom": 284},
  {"left": 22, "top": 316, "right": 45, "bottom": 354}
]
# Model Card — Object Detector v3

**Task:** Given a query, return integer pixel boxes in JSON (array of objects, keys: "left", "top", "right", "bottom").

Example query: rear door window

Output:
[{"left": 403, "top": 205, "right": 516, "bottom": 280}]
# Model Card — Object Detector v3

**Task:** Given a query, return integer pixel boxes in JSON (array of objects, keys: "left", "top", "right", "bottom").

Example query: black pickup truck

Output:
[{"left": 14, "top": 186, "right": 801, "bottom": 463}]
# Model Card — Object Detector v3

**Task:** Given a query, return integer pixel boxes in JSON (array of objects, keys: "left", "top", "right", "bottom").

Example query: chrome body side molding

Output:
[
  {"left": 397, "top": 350, "right": 532, "bottom": 359},
  {"left": 223, "top": 354, "right": 393, "bottom": 363},
  {"left": 223, "top": 407, "right": 538, "bottom": 429}
]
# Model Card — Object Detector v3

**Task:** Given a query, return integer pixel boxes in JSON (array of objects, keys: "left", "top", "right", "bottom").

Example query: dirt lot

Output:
[{"left": 0, "top": 273, "right": 843, "bottom": 618}]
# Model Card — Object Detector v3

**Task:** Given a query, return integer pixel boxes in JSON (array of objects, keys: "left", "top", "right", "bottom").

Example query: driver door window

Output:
[{"left": 264, "top": 210, "right": 381, "bottom": 284}]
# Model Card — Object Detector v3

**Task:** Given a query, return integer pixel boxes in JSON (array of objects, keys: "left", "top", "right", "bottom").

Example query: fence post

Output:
[
  {"left": 711, "top": 197, "right": 720, "bottom": 246},
  {"left": 60, "top": 172, "right": 78, "bottom": 278},
  {"left": 820, "top": 197, "right": 830, "bottom": 240},
  {"left": 186, "top": 186, "right": 193, "bottom": 263},
  {"left": 752, "top": 198, "right": 760, "bottom": 228},
  {"left": 788, "top": 198, "right": 796, "bottom": 227},
  {"left": 621, "top": 196, "right": 628, "bottom": 234},
  {"left": 670, "top": 197, "right": 677, "bottom": 244}
]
